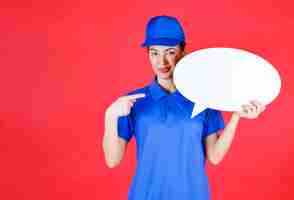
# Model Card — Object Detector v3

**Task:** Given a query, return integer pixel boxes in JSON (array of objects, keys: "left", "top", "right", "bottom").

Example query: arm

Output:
[
  {"left": 205, "top": 100, "right": 266, "bottom": 165},
  {"left": 102, "top": 93, "right": 145, "bottom": 168},
  {"left": 102, "top": 110, "right": 128, "bottom": 168},
  {"left": 205, "top": 113, "right": 240, "bottom": 165}
]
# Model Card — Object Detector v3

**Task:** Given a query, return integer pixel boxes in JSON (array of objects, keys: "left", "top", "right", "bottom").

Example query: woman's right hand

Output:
[{"left": 106, "top": 93, "right": 146, "bottom": 118}]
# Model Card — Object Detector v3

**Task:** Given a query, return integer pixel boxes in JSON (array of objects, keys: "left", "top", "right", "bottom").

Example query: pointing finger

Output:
[{"left": 127, "top": 93, "right": 146, "bottom": 100}]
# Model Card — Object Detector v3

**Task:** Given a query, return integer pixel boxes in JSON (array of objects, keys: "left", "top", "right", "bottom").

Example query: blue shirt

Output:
[{"left": 118, "top": 78, "right": 225, "bottom": 200}]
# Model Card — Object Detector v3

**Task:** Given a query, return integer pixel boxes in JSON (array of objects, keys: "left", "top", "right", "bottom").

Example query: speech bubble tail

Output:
[{"left": 191, "top": 104, "right": 207, "bottom": 118}]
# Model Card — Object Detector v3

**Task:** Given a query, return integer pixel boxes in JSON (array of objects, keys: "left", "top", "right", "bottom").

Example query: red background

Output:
[{"left": 1, "top": 0, "right": 294, "bottom": 199}]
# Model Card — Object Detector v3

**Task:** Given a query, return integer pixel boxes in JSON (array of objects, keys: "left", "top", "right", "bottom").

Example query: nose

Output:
[{"left": 159, "top": 55, "right": 168, "bottom": 67}]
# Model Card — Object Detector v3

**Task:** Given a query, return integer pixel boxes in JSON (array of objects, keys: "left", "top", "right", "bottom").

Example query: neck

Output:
[{"left": 157, "top": 77, "right": 176, "bottom": 93}]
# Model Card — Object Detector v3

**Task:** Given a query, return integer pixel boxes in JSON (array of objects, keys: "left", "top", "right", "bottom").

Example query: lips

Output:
[{"left": 158, "top": 67, "right": 170, "bottom": 73}]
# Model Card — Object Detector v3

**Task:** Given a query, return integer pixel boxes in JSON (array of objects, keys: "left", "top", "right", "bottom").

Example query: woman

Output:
[{"left": 103, "top": 15, "right": 265, "bottom": 200}]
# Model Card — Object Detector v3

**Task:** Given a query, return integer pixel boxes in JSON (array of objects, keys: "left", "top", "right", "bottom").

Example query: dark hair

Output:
[{"left": 179, "top": 42, "right": 186, "bottom": 51}]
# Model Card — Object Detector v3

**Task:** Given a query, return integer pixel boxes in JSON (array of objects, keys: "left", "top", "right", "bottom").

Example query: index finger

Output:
[
  {"left": 250, "top": 100, "right": 264, "bottom": 108},
  {"left": 127, "top": 93, "right": 146, "bottom": 100}
]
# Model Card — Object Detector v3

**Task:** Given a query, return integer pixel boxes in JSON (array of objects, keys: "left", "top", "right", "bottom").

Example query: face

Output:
[{"left": 148, "top": 45, "right": 185, "bottom": 80}]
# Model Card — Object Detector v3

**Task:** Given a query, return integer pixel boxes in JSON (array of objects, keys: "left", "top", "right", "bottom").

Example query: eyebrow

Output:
[{"left": 149, "top": 47, "right": 176, "bottom": 52}]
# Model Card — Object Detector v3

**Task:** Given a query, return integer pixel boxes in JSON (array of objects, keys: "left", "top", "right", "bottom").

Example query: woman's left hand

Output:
[{"left": 234, "top": 100, "right": 266, "bottom": 119}]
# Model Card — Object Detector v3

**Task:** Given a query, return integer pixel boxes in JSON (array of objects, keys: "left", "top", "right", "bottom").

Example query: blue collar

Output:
[
  {"left": 148, "top": 77, "right": 192, "bottom": 102},
  {"left": 148, "top": 77, "right": 170, "bottom": 101},
  {"left": 148, "top": 77, "right": 195, "bottom": 115}
]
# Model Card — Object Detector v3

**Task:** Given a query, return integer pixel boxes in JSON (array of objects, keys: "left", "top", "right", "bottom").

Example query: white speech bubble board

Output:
[{"left": 173, "top": 48, "right": 281, "bottom": 118}]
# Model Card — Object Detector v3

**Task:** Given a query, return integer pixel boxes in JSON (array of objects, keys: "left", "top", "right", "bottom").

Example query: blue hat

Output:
[{"left": 141, "top": 15, "right": 186, "bottom": 47}]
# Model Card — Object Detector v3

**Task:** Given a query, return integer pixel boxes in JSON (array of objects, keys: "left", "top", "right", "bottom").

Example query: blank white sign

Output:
[{"left": 173, "top": 48, "right": 281, "bottom": 118}]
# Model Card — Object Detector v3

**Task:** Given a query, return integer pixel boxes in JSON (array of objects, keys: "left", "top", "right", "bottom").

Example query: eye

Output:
[
  {"left": 150, "top": 52, "right": 158, "bottom": 56},
  {"left": 168, "top": 51, "right": 176, "bottom": 55}
]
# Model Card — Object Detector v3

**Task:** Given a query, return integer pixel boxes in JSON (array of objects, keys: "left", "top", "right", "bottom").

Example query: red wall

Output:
[{"left": 1, "top": 0, "right": 293, "bottom": 199}]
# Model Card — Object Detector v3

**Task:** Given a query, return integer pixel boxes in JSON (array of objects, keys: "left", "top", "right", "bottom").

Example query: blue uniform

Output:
[{"left": 118, "top": 78, "right": 225, "bottom": 200}]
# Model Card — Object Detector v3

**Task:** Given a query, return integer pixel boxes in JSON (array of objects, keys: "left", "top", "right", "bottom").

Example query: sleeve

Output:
[
  {"left": 117, "top": 113, "right": 134, "bottom": 142},
  {"left": 202, "top": 109, "right": 225, "bottom": 139}
]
